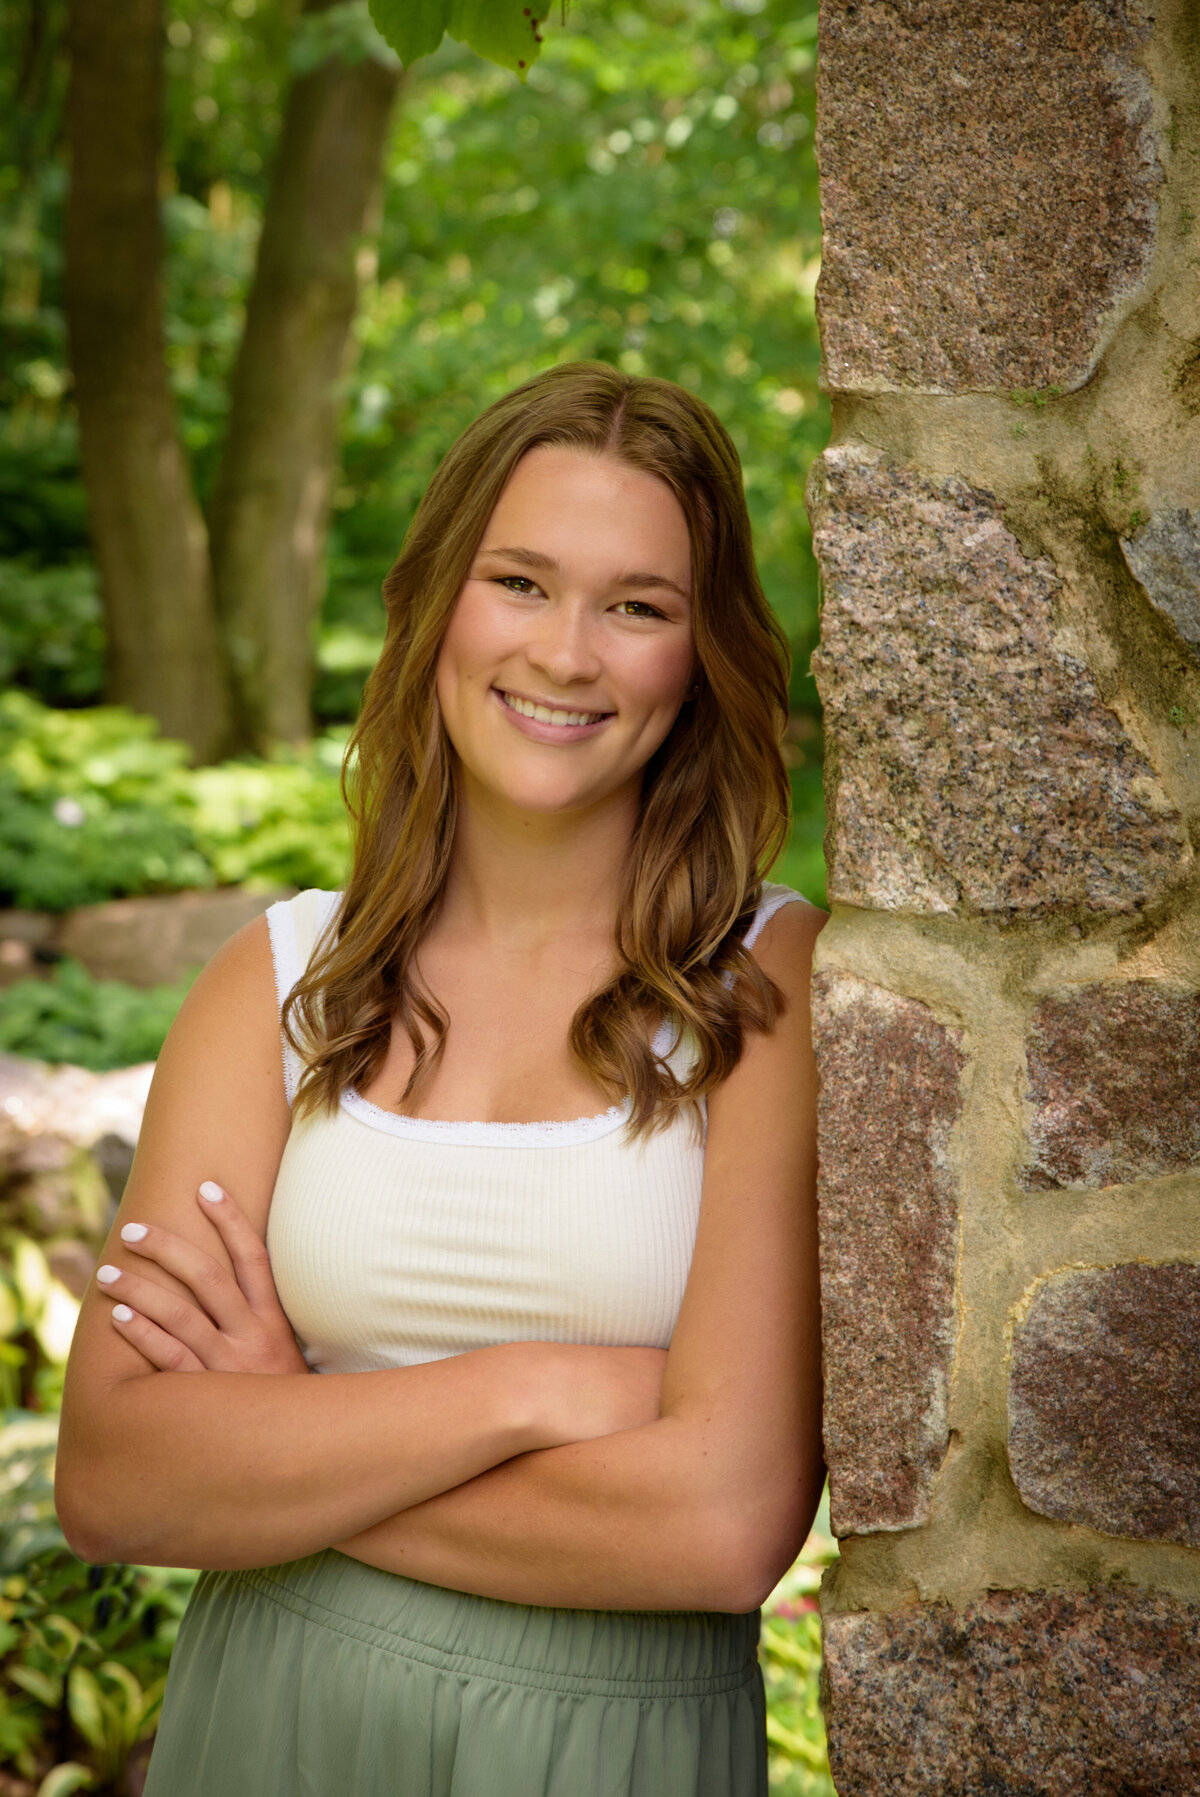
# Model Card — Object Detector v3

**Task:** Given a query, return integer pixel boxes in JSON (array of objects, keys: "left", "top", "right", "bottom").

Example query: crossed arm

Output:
[{"left": 55, "top": 905, "right": 824, "bottom": 1613}]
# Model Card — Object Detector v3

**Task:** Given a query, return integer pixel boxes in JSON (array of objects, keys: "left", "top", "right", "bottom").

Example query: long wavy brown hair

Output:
[{"left": 285, "top": 362, "right": 792, "bottom": 1134}]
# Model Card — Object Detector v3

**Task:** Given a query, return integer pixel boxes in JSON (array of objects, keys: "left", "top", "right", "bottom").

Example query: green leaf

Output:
[
  {"left": 765, "top": 1710, "right": 828, "bottom": 1769},
  {"left": 96, "top": 1660, "right": 147, "bottom": 1731},
  {"left": 10, "top": 1239, "right": 49, "bottom": 1319},
  {"left": 290, "top": 2, "right": 400, "bottom": 76},
  {"left": 66, "top": 1666, "right": 108, "bottom": 1753},
  {"left": 36, "top": 1766, "right": 96, "bottom": 1797},
  {"left": 0, "top": 1280, "right": 20, "bottom": 1341},
  {"left": 447, "top": 0, "right": 550, "bottom": 74},
  {"left": 38, "top": 1612, "right": 84, "bottom": 1661},
  {"left": 33, "top": 1283, "right": 80, "bottom": 1368},
  {"left": 367, "top": 0, "right": 549, "bottom": 73},
  {"left": 366, "top": 0, "right": 449, "bottom": 65},
  {"left": 8, "top": 1664, "right": 62, "bottom": 1708}
]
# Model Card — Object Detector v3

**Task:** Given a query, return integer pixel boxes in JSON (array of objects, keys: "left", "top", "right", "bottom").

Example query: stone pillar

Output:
[{"left": 808, "top": 3, "right": 1200, "bottom": 1790}]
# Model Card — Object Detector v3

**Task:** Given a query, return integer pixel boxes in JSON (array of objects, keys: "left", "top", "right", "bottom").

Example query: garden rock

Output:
[
  {"left": 0, "top": 1055, "right": 154, "bottom": 1242},
  {"left": 57, "top": 884, "right": 293, "bottom": 987}
]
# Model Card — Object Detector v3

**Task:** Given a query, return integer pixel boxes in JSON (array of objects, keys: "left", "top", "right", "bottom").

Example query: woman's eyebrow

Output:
[
  {"left": 615, "top": 571, "right": 691, "bottom": 602},
  {"left": 478, "top": 546, "right": 690, "bottom": 602},
  {"left": 477, "top": 545, "right": 558, "bottom": 570}
]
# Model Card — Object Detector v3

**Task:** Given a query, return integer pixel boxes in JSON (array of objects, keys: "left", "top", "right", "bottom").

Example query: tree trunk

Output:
[
  {"left": 63, "top": 0, "right": 232, "bottom": 762},
  {"left": 209, "top": 5, "right": 401, "bottom": 752}
]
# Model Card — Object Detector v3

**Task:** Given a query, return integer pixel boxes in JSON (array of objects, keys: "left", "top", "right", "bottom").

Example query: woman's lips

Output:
[{"left": 493, "top": 687, "right": 614, "bottom": 744}]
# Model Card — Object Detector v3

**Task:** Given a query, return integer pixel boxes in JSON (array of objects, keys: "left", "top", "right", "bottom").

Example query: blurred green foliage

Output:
[
  {"left": 189, "top": 734, "right": 352, "bottom": 890},
  {"left": 0, "top": 1235, "right": 80, "bottom": 1418},
  {"left": 0, "top": 695, "right": 210, "bottom": 911},
  {"left": 0, "top": 1410, "right": 196, "bottom": 1794},
  {"left": 0, "top": 965, "right": 196, "bottom": 1074},
  {"left": 0, "top": 1201, "right": 195, "bottom": 1793},
  {"left": 0, "top": 693, "right": 351, "bottom": 910},
  {"left": 0, "top": 563, "right": 104, "bottom": 707}
]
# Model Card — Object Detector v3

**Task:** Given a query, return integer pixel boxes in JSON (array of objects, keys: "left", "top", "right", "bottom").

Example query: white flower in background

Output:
[{"left": 52, "top": 796, "right": 86, "bottom": 827}]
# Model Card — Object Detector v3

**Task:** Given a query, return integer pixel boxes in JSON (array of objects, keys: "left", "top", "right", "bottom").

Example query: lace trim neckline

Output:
[{"left": 339, "top": 1088, "right": 632, "bottom": 1148}]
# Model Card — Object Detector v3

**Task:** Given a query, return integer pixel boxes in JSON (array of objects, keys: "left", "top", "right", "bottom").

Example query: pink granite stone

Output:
[
  {"left": 1008, "top": 1262, "right": 1200, "bottom": 1546},
  {"left": 816, "top": 0, "right": 1160, "bottom": 393},
  {"left": 1024, "top": 983, "right": 1200, "bottom": 1189},
  {"left": 812, "top": 971, "right": 964, "bottom": 1536},
  {"left": 809, "top": 448, "right": 1190, "bottom": 915},
  {"left": 823, "top": 1587, "right": 1200, "bottom": 1794}
]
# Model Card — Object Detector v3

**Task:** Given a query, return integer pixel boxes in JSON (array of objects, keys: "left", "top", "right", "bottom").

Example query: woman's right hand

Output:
[
  {"left": 94, "top": 1181, "right": 309, "bottom": 1377},
  {"left": 513, "top": 1341, "right": 669, "bottom": 1452}
]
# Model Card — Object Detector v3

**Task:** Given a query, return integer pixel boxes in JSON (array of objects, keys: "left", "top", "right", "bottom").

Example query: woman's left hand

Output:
[{"left": 95, "top": 1182, "right": 310, "bottom": 1376}]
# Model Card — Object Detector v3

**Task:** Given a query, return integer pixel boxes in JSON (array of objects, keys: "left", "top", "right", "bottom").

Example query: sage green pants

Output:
[{"left": 143, "top": 1551, "right": 767, "bottom": 1796}]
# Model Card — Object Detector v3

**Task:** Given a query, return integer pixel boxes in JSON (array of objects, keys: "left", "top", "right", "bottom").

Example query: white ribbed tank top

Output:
[{"left": 265, "top": 884, "right": 804, "bottom": 1374}]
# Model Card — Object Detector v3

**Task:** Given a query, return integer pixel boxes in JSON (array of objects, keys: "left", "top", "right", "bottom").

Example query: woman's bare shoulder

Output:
[
  {"left": 141, "top": 911, "right": 290, "bottom": 1192},
  {"left": 748, "top": 893, "right": 827, "bottom": 993},
  {"left": 705, "top": 894, "right": 825, "bottom": 1139},
  {"left": 155, "top": 911, "right": 282, "bottom": 1065}
]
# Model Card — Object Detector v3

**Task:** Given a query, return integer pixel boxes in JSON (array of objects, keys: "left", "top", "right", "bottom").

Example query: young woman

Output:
[{"left": 56, "top": 363, "right": 825, "bottom": 1797}]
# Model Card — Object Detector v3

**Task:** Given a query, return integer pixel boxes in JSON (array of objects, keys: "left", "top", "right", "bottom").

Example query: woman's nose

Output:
[{"left": 525, "top": 605, "right": 603, "bottom": 687}]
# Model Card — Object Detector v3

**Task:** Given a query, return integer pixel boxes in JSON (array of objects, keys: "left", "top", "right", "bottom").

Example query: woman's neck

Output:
[{"left": 438, "top": 774, "right": 637, "bottom": 953}]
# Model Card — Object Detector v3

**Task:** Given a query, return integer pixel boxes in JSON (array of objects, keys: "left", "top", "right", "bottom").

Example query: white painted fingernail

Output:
[
  {"left": 112, "top": 1304, "right": 134, "bottom": 1323},
  {"left": 199, "top": 1182, "right": 224, "bottom": 1203},
  {"left": 120, "top": 1223, "right": 148, "bottom": 1243},
  {"left": 96, "top": 1264, "right": 121, "bottom": 1285}
]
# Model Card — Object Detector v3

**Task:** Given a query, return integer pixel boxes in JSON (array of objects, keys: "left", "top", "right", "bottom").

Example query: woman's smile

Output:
[{"left": 494, "top": 685, "right": 615, "bottom": 743}]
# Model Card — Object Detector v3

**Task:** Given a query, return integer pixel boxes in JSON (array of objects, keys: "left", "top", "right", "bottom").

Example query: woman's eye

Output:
[
  {"left": 498, "top": 575, "right": 541, "bottom": 596},
  {"left": 614, "top": 598, "right": 665, "bottom": 619}
]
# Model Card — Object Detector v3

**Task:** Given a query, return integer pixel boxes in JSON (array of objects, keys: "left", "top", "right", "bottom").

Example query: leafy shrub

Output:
[
  {"left": 0, "top": 694, "right": 351, "bottom": 911},
  {"left": 759, "top": 1491, "right": 837, "bottom": 1793},
  {"left": 760, "top": 1610, "right": 834, "bottom": 1795},
  {"left": 0, "top": 694, "right": 209, "bottom": 911},
  {"left": 0, "top": 963, "right": 194, "bottom": 1074},
  {"left": 772, "top": 760, "right": 826, "bottom": 911},
  {"left": 0, "top": 1410, "right": 196, "bottom": 1794},
  {"left": 0, "top": 562, "right": 106, "bottom": 710},
  {"left": 0, "top": 1242, "right": 195, "bottom": 1792},
  {"left": 0, "top": 1232, "right": 83, "bottom": 1424},
  {"left": 190, "top": 732, "right": 351, "bottom": 891}
]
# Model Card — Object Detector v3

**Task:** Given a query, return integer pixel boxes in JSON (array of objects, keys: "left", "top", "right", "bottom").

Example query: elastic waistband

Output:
[{"left": 224, "top": 1553, "right": 760, "bottom": 1700}]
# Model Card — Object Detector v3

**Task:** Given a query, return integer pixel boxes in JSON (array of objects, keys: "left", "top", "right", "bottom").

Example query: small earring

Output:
[{"left": 686, "top": 682, "right": 702, "bottom": 700}]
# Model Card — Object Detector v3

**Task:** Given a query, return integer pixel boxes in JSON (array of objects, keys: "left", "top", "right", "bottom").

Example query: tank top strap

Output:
[
  {"left": 743, "top": 880, "right": 807, "bottom": 953},
  {"left": 265, "top": 888, "right": 342, "bottom": 1105},
  {"left": 658, "top": 882, "right": 808, "bottom": 1080}
]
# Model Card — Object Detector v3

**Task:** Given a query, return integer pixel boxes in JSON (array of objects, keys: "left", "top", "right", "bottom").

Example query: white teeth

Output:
[{"left": 502, "top": 692, "right": 606, "bottom": 728}]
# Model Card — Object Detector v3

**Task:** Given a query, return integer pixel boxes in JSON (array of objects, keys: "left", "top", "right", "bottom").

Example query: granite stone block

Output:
[
  {"left": 1121, "top": 507, "right": 1200, "bottom": 659},
  {"left": 823, "top": 1587, "right": 1200, "bottom": 1795},
  {"left": 1024, "top": 983, "right": 1200, "bottom": 1188},
  {"left": 812, "top": 971, "right": 964, "bottom": 1536},
  {"left": 1009, "top": 1262, "right": 1200, "bottom": 1546},
  {"left": 809, "top": 448, "right": 1189, "bottom": 915},
  {"left": 816, "top": 0, "right": 1160, "bottom": 393}
]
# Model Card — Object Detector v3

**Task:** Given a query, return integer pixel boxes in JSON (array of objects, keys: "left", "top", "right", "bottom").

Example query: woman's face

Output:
[{"left": 436, "top": 445, "right": 697, "bottom": 822}]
